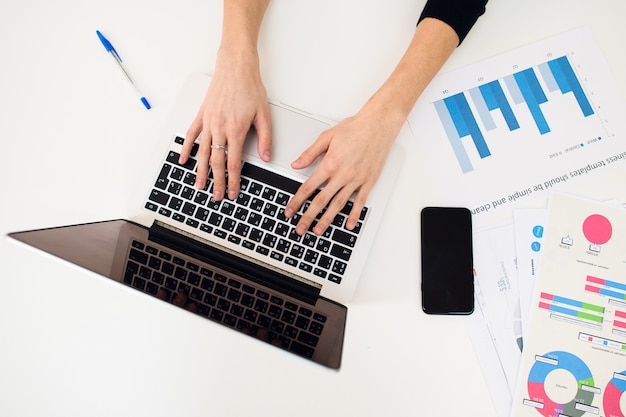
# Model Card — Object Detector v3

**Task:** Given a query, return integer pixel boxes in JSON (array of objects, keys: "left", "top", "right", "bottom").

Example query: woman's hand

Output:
[
  {"left": 179, "top": 49, "right": 272, "bottom": 201},
  {"left": 284, "top": 102, "right": 403, "bottom": 236}
]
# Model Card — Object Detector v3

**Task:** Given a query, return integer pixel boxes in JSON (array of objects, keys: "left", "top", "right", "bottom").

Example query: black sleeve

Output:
[{"left": 418, "top": 0, "right": 488, "bottom": 45}]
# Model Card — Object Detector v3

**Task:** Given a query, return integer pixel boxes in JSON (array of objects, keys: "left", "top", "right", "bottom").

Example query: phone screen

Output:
[{"left": 420, "top": 207, "right": 474, "bottom": 315}]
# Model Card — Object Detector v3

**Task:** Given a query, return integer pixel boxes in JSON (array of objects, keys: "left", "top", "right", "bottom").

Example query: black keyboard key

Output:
[
  {"left": 166, "top": 150, "right": 195, "bottom": 170},
  {"left": 247, "top": 212, "right": 263, "bottom": 227},
  {"left": 318, "top": 255, "right": 333, "bottom": 270},
  {"left": 332, "top": 260, "right": 347, "bottom": 275},
  {"left": 263, "top": 202, "right": 278, "bottom": 217},
  {"left": 241, "top": 163, "right": 300, "bottom": 194},
  {"left": 162, "top": 262, "right": 175, "bottom": 275},
  {"left": 257, "top": 314, "right": 271, "bottom": 328},
  {"left": 208, "top": 212, "right": 223, "bottom": 226},
  {"left": 249, "top": 197, "right": 264, "bottom": 212},
  {"left": 182, "top": 202, "right": 196, "bottom": 216},
  {"left": 275, "top": 192, "right": 290, "bottom": 206},
  {"left": 129, "top": 248, "right": 148, "bottom": 265},
  {"left": 282, "top": 311, "right": 296, "bottom": 324},
  {"left": 222, "top": 218, "right": 236, "bottom": 232},
  {"left": 224, "top": 314, "right": 237, "bottom": 327},
  {"left": 170, "top": 167, "right": 185, "bottom": 181},
  {"left": 297, "top": 332, "right": 319, "bottom": 347},
  {"left": 149, "top": 190, "right": 169, "bottom": 205},
  {"left": 261, "top": 187, "right": 276, "bottom": 201},
  {"left": 309, "top": 322, "right": 324, "bottom": 336},
  {"left": 227, "top": 288, "right": 242, "bottom": 303},
  {"left": 187, "top": 272, "right": 201, "bottom": 286},
  {"left": 195, "top": 208, "right": 210, "bottom": 222},
  {"left": 236, "top": 191, "right": 251, "bottom": 206},
  {"left": 215, "top": 283, "right": 228, "bottom": 297},
  {"left": 210, "top": 310, "right": 224, "bottom": 322},
  {"left": 168, "top": 197, "right": 183, "bottom": 211},
  {"left": 313, "top": 313, "right": 327, "bottom": 323},
  {"left": 262, "top": 234, "right": 277, "bottom": 248},
  {"left": 275, "top": 223, "right": 290, "bottom": 237},
  {"left": 290, "top": 341, "right": 314, "bottom": 358},
  {"left": 200, "top": 277, "right": 214, "bottom": 291},
  {"left": 167, "top": 182, "right": 182, "bottom": 196},
  {"left": 295, "top": 316, "right": 310, "bottom": 330},
  {"left": 241, "top": 294, "right": 255, "bottom": 308},
  {"left": 268, "top": 305, "right": 282, "bottom": 318},
  {"left": 330, "top": 244, "right": 352, "bottom": 261},
  {"left": 261, "top": 218, "right": 276, "bottom": 232},
  {"left": 158, "top": 207, "right": 172, "bottom": 218},
  {"left": 235, "top": 223, "right": 250, "bottom": 237},
  {"left": 183, "top": 172, "right": 197, "bottom": 186},
  {"left": 248, "top": 181, "right": 263, "bottom": 196},
  {"left": 194, "top": 191, "right": 209, "bottom": 205},
  {"left": 332, "top": 229, "right": 357, "bottom": 248},
  {"left": 220, "top": 201, "right": 235, "bottom": 216},
  {"left": 299, "top": 307, "right": 312, "bottom": 317},
  {"left": 328, "top": 274, "right": 342, "bottom": 284},
  {"left": 181, "top": 186, "right": 195, "bottom": 201},
  {"left": 155, "top": 164, "right": 171, "bottom": 190}
]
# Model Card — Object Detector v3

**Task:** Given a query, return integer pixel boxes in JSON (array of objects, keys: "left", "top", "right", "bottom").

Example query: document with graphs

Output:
[
  {"left": 509, "top": 192, "right": 626, "bottom": 417},
  {"left": 408, "top": 26, "right": 626, "bottom": 231}
]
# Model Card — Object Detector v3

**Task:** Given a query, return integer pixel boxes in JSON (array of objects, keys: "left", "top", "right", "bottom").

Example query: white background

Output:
[{"left": 1, "top": 1, "right": 625, "bottom": 416}]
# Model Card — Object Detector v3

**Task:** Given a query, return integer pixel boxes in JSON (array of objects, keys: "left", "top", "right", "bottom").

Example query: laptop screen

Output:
[{"left": 9, "top": 219, "right": 347, "bottom": 368}]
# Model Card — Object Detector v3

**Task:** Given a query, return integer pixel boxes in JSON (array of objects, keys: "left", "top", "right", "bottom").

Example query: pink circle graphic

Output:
[{"left": 582, "top": 214, "right": 612, "bottom": 245}]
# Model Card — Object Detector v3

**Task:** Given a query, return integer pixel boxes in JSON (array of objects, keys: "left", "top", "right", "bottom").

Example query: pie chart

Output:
[
  {"left": 604, "top": 370, "right": 626, "bottom": 417},
  {"left": 527, "top": 351, "right": 595, "bottom": 417}
]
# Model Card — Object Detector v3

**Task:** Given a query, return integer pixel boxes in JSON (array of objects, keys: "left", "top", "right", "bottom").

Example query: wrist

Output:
[{"left": 215, "top": 43, "right": 261, "bottom": 77}]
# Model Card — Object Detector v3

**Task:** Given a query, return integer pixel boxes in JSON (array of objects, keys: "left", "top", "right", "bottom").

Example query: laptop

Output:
[{"left": 9, "top": 73, "right": 403, "bottom": 368}]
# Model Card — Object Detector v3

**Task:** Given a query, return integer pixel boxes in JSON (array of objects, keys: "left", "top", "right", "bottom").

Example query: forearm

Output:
[
  {"left": 360, "top": 17, "right": 459, "bottom": 139},
  {"left": 219, "top": 0, "right": 270, "bottom": 66}
]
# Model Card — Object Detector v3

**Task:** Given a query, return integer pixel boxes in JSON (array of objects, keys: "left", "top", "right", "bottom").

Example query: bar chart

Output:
[
  {"left": 538, "top": 292, "right": 604, "bottom": 328},
  {"left": 585, "top": 275, "right": 626, "bottom": 302},
  {"left": 408, "top": 27, "right": 626, "bottom": 229},
  {"left": 434, "top": 55, "right": 596, "bottom": 173}
]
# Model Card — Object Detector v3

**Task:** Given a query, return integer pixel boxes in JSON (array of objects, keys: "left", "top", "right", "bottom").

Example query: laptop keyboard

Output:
[
  {"left": 124, "top": 239, "right": 328, "bottom": 360},
  {"left": 144, "top": 136, "right": 368, "bottom": 285}
]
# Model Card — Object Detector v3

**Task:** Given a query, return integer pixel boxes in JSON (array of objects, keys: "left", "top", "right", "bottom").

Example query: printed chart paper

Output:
[
  {"left": 510, "top": 193, "right": 626, "bottom": 417},
  {"left": 408, "top": 27, "right": 626, "bottom": 231}
]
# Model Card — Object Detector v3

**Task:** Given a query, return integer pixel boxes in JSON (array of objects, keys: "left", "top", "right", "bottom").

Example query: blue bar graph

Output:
[
  {"left": 549, "top": 56, "right": 595, "bottom": 116},
  {"left": 433, "top": 55, "right": 596, "bottom": 173},
  {"left": 514, "top": 68, "right": 550, "bottom": 134}
]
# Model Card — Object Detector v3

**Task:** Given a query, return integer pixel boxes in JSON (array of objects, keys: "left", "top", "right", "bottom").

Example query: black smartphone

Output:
[{"left": 420, "top": 207, "right": 474, "bottom": 315}]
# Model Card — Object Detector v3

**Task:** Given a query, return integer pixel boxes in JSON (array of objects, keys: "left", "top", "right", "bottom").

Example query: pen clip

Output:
[{"left": 96, "top": 30, "right": 122, "bottom": 62}]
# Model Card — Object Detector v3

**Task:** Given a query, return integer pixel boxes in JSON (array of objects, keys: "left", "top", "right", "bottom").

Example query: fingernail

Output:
[
  {"left": 284, "top": 208, "right": 294, "bottom": 218},
  {"left": 314, "top": 224, "right": 324, "bottom": 235},
  {"left": 214, "top": 190, "right": 223, "bottom": 200},
  {"left": 263, "top": 150, "right": 271, "bottom": 160},
  {"left": 228, "top": 190, "right": 238, "bottom": 200},
  {"left": 296, "top": 223, "right": 307, "bottom": 235}
]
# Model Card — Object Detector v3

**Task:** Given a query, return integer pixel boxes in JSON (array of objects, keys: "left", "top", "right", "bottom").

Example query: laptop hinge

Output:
[{"left": 148, "top": 220, "right": 322, "bottom": 305}]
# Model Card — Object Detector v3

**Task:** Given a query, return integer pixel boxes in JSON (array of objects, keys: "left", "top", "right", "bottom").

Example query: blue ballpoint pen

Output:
[{"left": 96, "top": 30, "right": 151, "bottom": 109}]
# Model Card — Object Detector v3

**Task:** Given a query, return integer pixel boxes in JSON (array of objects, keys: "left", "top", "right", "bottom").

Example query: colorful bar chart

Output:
[
  {"left": 433, "top": 55, "right": 595, "bottom": 173},
  {"left": 585, "top": 275, "right": 626, "bottom": 301},
  {"left": 538, "top": 292, "right": 604, "bottom": 323}
]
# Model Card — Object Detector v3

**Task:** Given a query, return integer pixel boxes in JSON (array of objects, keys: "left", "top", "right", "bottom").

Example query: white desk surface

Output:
[{"left": 1, "top": 1, "right": 625, "bottom": 416}]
